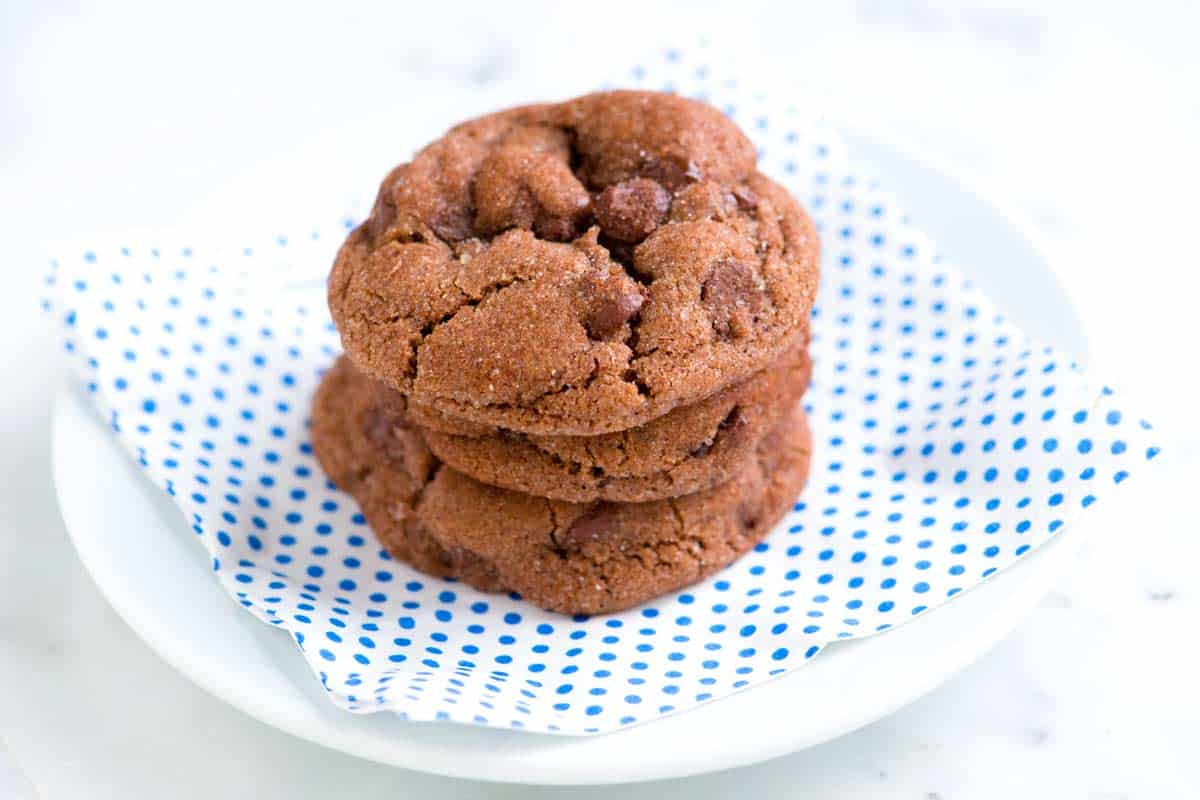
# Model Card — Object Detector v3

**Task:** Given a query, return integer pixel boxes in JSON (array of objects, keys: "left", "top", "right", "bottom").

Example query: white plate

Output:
[{"left": 52, "top": 132, "right": 1088, "bottom": 785}]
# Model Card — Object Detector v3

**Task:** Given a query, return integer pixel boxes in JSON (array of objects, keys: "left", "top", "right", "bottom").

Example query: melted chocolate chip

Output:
[
  {"left": 534, "top": 213, "right": 582, "bottom": 242},
  {"left": 368, "top": 184, "right": 398, "bottom": 242},
  {"left": 736, "top": 500, "right": 761, "bottom": 531},
  {"left": 587, "top": 291, "right": 643, "bottom": 339},
  {"left": 581, "top": 272, "right": 645, "bottom": 339},
  {"left": 701, "top": 259, "right": 766, "bottom": 340},
  {"left": 593, "top": 178, "right": 671, "bottom": 243},
  {"left": 431, "top": 208, "right": 474, "bottom": 243},
  {"left": 374, "top": 381, "right": 409, "bottom": 417},
  {"left": 642, "top": 156, "right": 700, "bottom": 191},
  {"left": 362, "top": 399, "right": 437, "bottom": 481},
  {"left": 447, "top": 545, "right": 487, "bottom": 572},
  {"left": 362, "top": 406, "right": 410, "bottom": 464},
  {"left": 731, "top": 185, "right": 759, "bottom": 212},
  {"left": 560, "top": 504, "right": 617, "bottom": 549}
]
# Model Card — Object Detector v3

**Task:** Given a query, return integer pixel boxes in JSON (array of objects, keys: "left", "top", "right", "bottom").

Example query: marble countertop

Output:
[{"left": 1, "top": 1, "right": 1196, "bottom": 797}]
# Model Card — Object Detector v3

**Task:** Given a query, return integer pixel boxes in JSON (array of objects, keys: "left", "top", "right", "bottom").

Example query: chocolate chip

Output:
[
  {"left": 736, "top": 500, "right": 761, "bottom": 531},
  {"left": 362, "top": 406, "right": 409, "bottom": 464},
  {"left": 594, "top": 178, "right": 671, "bottom": 243},
  {"left": 586, "top": 291, "right": 643, "bottom": 339},
  {"left": 447, "top": 545, "right": 486, "bottom": 572},
  {"left": 368, "top": 184, "right": 398, "bottom": 242},
  {"left": 642, "top": 156, "right": 699, "bottom": 191},
  {"left": 362, "top": 403, "right": 437, "bottom": 481},
  {"left": 581, "top": 273, "right": 645, "bottom": 339},
  {"left": 534, "top": 213, "right": 581, "bottom": 242},
  {"left": 430, "top": 208, "right": 473, "bottom": 242},
  {"left": 731, "top": 185, "right": 759, "bottom": 212},
  {"left": 374, "top": 382, "right": 408, "bottom": 417},
  {"left": 701, "top": 259, "right": 766, "bottom": 339},
  {"left": 560, "top": 504, "right": 617, "bottom": 549}
]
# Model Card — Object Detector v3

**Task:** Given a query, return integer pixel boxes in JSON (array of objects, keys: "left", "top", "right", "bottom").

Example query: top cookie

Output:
[{"left": 329, "top": 90, "right": 819, "bottom": 435}]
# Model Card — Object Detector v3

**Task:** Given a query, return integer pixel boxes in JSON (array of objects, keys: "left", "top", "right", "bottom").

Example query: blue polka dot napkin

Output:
[{"left": 44, "top": 46, "right": 1160, "bottom": 735}]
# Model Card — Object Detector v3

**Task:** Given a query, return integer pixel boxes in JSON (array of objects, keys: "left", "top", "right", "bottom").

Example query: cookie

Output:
[
  {"left": 328, "top": 90, "right": 820, "bottom": 436},
  {"left": 311, "top": 356, "right": 813, "bottom": 615},
  {"left": 377, "top": 342, "right": 811, "bottom": 503}
]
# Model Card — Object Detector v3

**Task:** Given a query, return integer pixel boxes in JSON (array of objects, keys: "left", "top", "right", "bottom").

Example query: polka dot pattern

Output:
[{"left": 43, "top": 45, "right": 1160, "bottom": 735}]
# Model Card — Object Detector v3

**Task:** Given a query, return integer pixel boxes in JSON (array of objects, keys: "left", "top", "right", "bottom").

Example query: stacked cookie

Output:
[{"left": 312, "top": 90, "right": 820, "bottom": 615}]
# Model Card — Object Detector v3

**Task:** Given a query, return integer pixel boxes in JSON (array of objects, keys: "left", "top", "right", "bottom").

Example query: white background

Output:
[{"left": 1, "top": 1, "right": 1197, "bottom": 797}]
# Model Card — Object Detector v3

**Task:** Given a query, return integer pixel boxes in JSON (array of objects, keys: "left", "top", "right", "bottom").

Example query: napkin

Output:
[{"left": 44, "top": 44, "right": 1160, "bottom": 735}]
